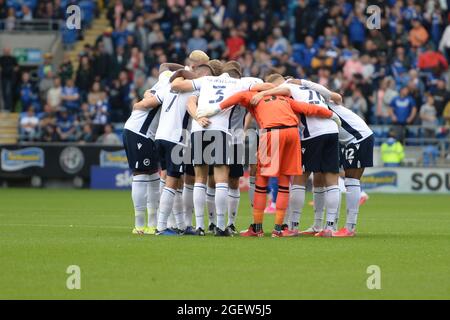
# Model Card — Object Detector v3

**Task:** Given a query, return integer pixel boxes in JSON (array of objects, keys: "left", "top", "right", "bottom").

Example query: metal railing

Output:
[{"left": 0, "top": 19, "right": 63, "bottom": 32}]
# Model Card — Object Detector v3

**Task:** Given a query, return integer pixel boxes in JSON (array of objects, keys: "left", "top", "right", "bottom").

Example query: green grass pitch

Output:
[{"left": 0, "top": 188, "right": 449, "bottom": 299}]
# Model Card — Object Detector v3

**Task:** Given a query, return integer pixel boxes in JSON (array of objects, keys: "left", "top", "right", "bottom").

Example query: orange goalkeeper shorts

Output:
[{"left": 257, "top": 126, "right": 302, "bottom": 177}]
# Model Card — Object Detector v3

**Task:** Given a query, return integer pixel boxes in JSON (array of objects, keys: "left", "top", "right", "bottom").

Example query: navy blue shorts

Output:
[
  {"left": 206, "top": 164, "right": 244, "bottom": 178},
  {"left": 191, "top": 130, "right": 231, "bottom": 166},
  {"left": 302, "top": 133, "right": 340, "bottom": 173},
  {"left": 123, "top": 129, "right": 159, "bottom": 173},
  {"left": 184, "top": 164, "right": 195, "bottom": 176},
  {"left": 205, "top": 143, "right": 244, "bottom": 178},
  {"left": 340, "top": 135, "right": 374, "bottom": 169},
  {"left": 156, "top": 139, "right": 184, "bottom": 178},
  {"left": 229, "top": 143, "right": 244, "bottom": 178}
]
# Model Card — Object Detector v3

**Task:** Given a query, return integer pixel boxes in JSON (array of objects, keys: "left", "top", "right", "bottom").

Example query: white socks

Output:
[
  {"left": 183, "top": 184, "right": 194, "bottom": 227},
  {"left": 160, "top": 178, "right": 175, "bottom": 228},
  {"left": 325, "top": 185, "right": 340, "bottom": 230},
  {"left": 159, "top": 178, "right": 166, "bottom": 194},
  {"left": 132, "top": 174, "right": 149, "bottom": 228},
  {"left": 173, "top": 189, "right": 185, "bottom": 230},
  {"left": 228, "top": 188, "right": 240, "bottom": 226},
  {"left": 157, "top": 186, "right": 175, "bottom": 231},
  {"left": 313, "top": 187, "right": 326, "bottom": 229},
  {"left": 345, "top": 178, "right": 361, "bottom": 231},
  {"left": 206, "top": 186, "right": 216, "bottom": 226},
  {"left": 215, "top": 183, "right": 228, "bottom": 231},
  {"left": 147, "top": 173, "right": 160, "bottom": 228},
  {"left": 193, "top": 183, "right": 207, "bottom": 230},
  {"left": 288, "top": 185, "right": 306, "bottom": 230},
  {"left": 335, "top": 188, "right": 342, "bottom": 231},
  {"left": 248, "top": 176, "right": 256, "bottom": 207}
]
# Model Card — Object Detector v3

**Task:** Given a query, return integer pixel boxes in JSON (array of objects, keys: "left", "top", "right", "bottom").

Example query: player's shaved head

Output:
[
  {"left": 189, "top": 50, "right": 210, "bottom": 69},
  {"left": 224, "top": 60, "right": 241, "bottom": 72},
  {"left": 222, "top": 61, "right": 242, "bottom": 79},
  {"left": 265, "top": 73, "right": 285, "bottom": 85},
  {"left": 196, "top": 64, "right": 214, "bottom": 76},
  {"left": 208, "top": 59, "right": 223, "bottom": 76}
]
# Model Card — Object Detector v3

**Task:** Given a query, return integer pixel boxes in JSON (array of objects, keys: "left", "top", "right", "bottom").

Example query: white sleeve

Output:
[
  {"left": 158, "top": 70, "right": 173, "bottom": 82},
  {"left": 278, "top": 83, "right": 294, "bottom": 95},
  {"left": 240, "top": 78, "right": 256, "bottom": 91},
  {"left": 192, "top": 77, "right": 204, "bottom": 91},
  {"left": 153, "top": 87, "right": 166, "bottom": 104},
  {"left": 149, "top": 80, "right": 161, "bottom": 94},
  {"left": 300, "top": 79, "right": 332, "bottom": 100}
]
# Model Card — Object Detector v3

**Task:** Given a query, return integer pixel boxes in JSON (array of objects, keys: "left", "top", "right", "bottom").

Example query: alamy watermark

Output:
[
  {"left": 366, "top": 5, "right": 381, "bottom": 30},
  {"left": 168, "top": 128, "right": 281, "bottom": 176},
  {"left": 366, "top": 265, "right": 381, "bottom": 290},
  {"left": 66, "top": 265, "right": 81, "bottom": 290},
  {"left": 66, "top": 5, "right": 81, "bottom": 30}
]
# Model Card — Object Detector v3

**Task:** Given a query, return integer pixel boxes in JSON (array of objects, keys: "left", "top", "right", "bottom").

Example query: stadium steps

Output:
[
  {"left": 0, "top": 113, "right": 19, "bottom": 145},
  {"left": 66, "top": 12, "right": 110, "bottom": 71}
]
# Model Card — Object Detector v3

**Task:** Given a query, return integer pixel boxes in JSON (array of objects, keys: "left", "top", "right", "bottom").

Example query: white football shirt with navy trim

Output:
[
  {"left": 190, "top": 73, "right": 256, "bottom": 134},
  {"left": 123, "top": 71, "right": 173, "bottom": 140},
  {"left": 327, "top": 103, "right": 373, "bottom": 145},
  {"left": 281, "top": 83, "right": 339, "bottom": 141},
  {"left": 155, "top": 88, "right": 192, "bottom": 146}
]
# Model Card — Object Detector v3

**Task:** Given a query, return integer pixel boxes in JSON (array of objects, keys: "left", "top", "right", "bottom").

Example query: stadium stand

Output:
[{"left": 0, "top": 0, "right": 449, "bottom": 166}]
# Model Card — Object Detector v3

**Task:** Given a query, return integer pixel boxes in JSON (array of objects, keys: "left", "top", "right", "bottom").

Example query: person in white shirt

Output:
[
  {"left": 254, "top": 77, "right": 374, "bottom": 238},
  {"left": 123, "top": 73, "right": 167, "bottom": 235},
  {"left": 20, "top": 106, "right": 39, "bottom": 141},
  {"left": 47, "top": 77, "right": 63, "bottom": 110},
  {"left": 204, "top": 74, "right": 264, "bottom": 235},
  {"left": 171, "top": 61, "right": 270, "bottom": 236},
  {"left": 126, "top": 51, "right": 210, "bottom": 236},
  {"left": 150, "top": 64, "right": 213, "bottom": 235},
  {"left": 326, "top": 101, "right": 374, "bottom": 237}
]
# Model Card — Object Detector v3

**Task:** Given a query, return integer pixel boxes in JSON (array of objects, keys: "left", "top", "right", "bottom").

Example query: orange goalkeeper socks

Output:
[{"left": 253, "top": 208, "right": 264, "bottom": 224}]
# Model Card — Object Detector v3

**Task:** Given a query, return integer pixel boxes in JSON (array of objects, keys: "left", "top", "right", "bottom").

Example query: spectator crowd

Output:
[{"left": 1, "top": 0, "right": 450, "bottom": 144}]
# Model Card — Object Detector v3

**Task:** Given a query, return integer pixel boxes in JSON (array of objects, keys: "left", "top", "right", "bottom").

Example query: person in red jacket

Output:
[
  {"left": 418, "top": 47, "right": 449, "bottom": 72},
  {"left": 197, "top": 74, "right": 341, "bottom": 237}
]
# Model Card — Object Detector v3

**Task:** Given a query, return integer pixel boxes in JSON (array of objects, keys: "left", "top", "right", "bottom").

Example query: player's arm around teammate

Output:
[{"left": 250, "top": 75, "right": 343, "bottom": 237}]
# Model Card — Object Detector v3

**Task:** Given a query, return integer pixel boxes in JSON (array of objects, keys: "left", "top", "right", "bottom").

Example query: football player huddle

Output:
[{"left": 123, "top": 50, "right": 374, "bottom": 238}]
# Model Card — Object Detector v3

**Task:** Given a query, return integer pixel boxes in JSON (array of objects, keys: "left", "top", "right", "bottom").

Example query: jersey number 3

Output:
[{"left": 209, "top": 85, "right": 226, "bottom": 104}]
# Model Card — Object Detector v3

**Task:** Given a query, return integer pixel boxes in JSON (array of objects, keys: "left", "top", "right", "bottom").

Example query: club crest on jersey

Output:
[
  {"left": 137, "top": 143, "right": 142, "bottom": 150},
  {"left": 302, "top": 148, "right": 305, "bottom": 154}
]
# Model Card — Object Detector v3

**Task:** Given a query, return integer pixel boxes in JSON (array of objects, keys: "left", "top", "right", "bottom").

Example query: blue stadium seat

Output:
[
  {"left": 422, "top": 145, "right": 439, "bottom": 167},
  {"left": 23, "top": 0, "right": 37, "bottom": 10},
  {"left": 79, "top": 1, "right": 95, "bottom": 27},
  {"left": 292, "top": 43, "right": 303, "bottom": 65},
  {"left": 62, "top": 25, "right": 78, "bottom": 46}
]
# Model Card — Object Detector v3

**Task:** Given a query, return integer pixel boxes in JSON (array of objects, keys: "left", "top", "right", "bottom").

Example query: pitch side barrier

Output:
[{"left": 1, "top": 142, "right": 449, "bottom": 193}]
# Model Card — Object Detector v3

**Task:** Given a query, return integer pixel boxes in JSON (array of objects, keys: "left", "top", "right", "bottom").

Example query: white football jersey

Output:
[
  {"left": 327, "top": 103, "right": 373, "bottom": 145},
  {"left": 190, "top": 73, "right": 255, "bottom": 134},
  {"left": 123, "top": 71, "right": 173, "bottom": 140},
  {"left": 149, "top": 70, "right": 173, "bottom": 94},
  {"left": 155, "top": 88, "right": 191, "bottom": 146},
  {"left": 280, "top": 83, "right": 339, "bottom": 141}
]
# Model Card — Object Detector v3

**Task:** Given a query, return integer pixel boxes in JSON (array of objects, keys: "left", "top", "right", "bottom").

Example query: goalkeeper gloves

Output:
[
  {"left": 330, "top": 112, "right": 342, "bottom": 127},
  {"left": 196, "top": 105, "right": 221, "bottom": 118}
]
